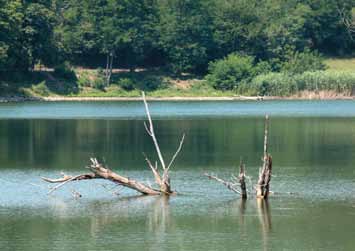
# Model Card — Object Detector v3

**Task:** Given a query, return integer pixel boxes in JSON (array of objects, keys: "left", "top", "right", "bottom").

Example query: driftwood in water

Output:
[
  {"left": 256, "top": 115, "right": 272, "bottom": 199},
  {"left": 204, "top": 160, "right": 248, "bottom": 198},
  {"left": 205, "top": 115, "right": 272, "bottom": 199},
  {"left": 42, "top": 92, "right": 185, "bottom": 196}
]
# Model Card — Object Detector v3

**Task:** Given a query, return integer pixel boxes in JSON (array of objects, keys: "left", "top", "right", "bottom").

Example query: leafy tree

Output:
[
  {"left": 206, "top": 53, "right": 265, "bottom": 90},
  {"left": 302, "top": 0, "right": 354, "bottom": 54},
  {"left": 22, "top": 1, "right": 57, "bottom": 68},
  {"left": 157, "top": 0, "right": 215, "bottom": 74},
  {"left": 0, "top": 0, "right": 56, "bottom": 71},
  {"left": 0, "top": 0, "right": 23, "bottom": 70},
  {"left": 281, "top": 49, "right": 326, "bottom": 74},
  {"left": 210, "top": 0, "right": 261, "bottom": 58}
]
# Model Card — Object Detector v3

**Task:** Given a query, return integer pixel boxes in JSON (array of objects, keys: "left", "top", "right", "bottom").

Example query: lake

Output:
[{"left": 0, "top": 100, "right": 354, "bottom": 250}]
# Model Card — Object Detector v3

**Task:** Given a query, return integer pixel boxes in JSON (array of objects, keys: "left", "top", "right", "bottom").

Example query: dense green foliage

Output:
[
  {"left": 1, "top": 0, "right": 354, "bottom": 73},
  {"left": 1, "top": 0, "right": 355, "bottom": 97},
  {"left": 205, "top": 49, "right": 326, "bottom": 91},
  {"left": 0, "top": 0, "right": 56, "bottom": 70},
  {"left": 281, "top": 50, "right": 327, "bottom": 74},
  {"left": 206, "top": 54, "right": 270, "bottom": 90}
]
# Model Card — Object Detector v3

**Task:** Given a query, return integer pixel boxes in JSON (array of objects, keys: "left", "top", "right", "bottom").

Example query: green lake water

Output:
[{"left": 0, "top": 100, "right": 355, "bottom": 250}]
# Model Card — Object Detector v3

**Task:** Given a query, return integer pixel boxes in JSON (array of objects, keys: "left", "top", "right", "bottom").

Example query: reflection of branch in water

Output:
[
  {"left": 239, "top": 199, "right": 247, "bottom": 225},
  {"left": 147, "top": 196, "right": 179, "bottom": 251},
  {"left": 257, "top": 199, "right": 272, "bottom": 251},
  {"left": 89, "top": 195, "right": 156, "bottom": 237},
  {"left": 237, "top": 199, "right": 249, "bottom": 242},
  {"left": 148, "top": 196, "right": 171, "bottom": 233}
]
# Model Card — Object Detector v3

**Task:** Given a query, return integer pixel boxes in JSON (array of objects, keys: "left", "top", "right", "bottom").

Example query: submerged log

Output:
[{"left": 42, "top": 92, "right": 185, "bottom": 196}]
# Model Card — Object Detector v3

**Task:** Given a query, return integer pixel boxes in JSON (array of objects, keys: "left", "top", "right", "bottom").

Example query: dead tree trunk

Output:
[
  {"left": 239, "top": 160, "right": 247, "bottom": 199},
  {"left": 256, "top": 115, "right": 272, "bottom": 199},
  {"left": 42, "top": 92, "right": 185, "bottom": 196}
]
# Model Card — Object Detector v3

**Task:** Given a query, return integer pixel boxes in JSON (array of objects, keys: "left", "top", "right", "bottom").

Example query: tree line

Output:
[{"left": 1, "top": 0, "right": 354, "bottom": 75}]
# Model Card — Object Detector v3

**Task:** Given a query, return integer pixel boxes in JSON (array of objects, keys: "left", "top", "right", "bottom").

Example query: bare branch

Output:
[
  {"left": 45, "top": 173, "right": 98, "bottom": 195},
  {"left": 204, "top": 173, "right": 241, "bottom": 194},
  {"left": 143, "top": 152, "right": 163, "bottom": 185},
  {"left": 41, "top": 173, "right": 97, "bottom": 183},
  {"left": 144, "top": 122, "right": 153, "bottom": 136},
  {"left": 264, "top": 115, "right": 269, "bottom": 157},
  {"left": 142, "top": 91, "right": 167, "bottom": 170},
  {"left": 166, "top": 133, "right": 185, "bottom": 171}
]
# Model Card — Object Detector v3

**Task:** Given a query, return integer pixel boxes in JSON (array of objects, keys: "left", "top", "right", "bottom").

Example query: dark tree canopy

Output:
[{"left": 0, "top": 0, "right": 354, "bottom": 73}]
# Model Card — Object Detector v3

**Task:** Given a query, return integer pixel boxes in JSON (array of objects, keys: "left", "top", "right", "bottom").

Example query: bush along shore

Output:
[{"left": 1, "top": 53, "right": 355, "bottom": 102}]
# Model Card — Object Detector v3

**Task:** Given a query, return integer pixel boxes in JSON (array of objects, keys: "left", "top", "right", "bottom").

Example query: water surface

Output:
[{"left": 0, "top": 100, "right": 354, "bottom": 251}]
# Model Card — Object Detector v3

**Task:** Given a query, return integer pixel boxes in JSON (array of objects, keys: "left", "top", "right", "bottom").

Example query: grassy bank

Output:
[
  {"left": 324, "top": 58, "right": 355, "bottom": 71},
  {"left": 1, "top": 57, "right": 355, "bottom": 100},
  {"left": 0, "top": 68, "right": 235, "bottom": 98}
]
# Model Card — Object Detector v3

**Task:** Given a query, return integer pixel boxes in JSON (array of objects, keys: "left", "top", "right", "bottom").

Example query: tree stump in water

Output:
[
  {"left": 205, "top": 115, "right": 272, "bottom": 199},
  {"left": 256, "top": 115, "right": 272, "bottom": 199}
]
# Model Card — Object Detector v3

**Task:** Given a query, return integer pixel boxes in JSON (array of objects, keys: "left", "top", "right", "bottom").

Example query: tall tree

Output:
[
  {"left": 0, "top": 0, "right": 23, "bottom": 70},
  {"left": 157, "top": 0, "right": 215, "bottom": 74},
  {"left": 22, "top": 0, "right": 57, "bottom": 69}
]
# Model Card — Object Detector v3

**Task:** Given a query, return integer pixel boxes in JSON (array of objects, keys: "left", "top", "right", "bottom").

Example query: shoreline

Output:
[{"left": 0, "top": 94, "right": 354, "bottom": 103}]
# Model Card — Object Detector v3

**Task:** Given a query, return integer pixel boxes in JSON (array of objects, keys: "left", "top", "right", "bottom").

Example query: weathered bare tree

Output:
[
  {"left": 256, "top": 115, "right": 272, "bottom": 199},
  {"left": 337, "top": 5, "right": 355, "bottom": 38},
  {"left": 42, "top": 92, "right": 185, "bottom": 196},
  {"left": 205, "top": 115, "right": 272, "bottom": 199}
]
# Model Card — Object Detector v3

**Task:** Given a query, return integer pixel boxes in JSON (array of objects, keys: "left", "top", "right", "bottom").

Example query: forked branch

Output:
[
  {"left": 142, "top": 91, "right": 167, "bottom": 170},
  {"left": 142, "top": 91, "right": 185, "bottom": 194}
]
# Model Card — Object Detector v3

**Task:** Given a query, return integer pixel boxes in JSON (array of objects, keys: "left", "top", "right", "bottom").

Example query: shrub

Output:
[
  {"left": 281, "top": 50, "right": 326, "bottom": 74},
  {"left": 240, "top": 72, "right": 298, "bottom": 96},
  {"left": 77, "top": 71, "right": 92, "bottom": 87},
  {"left": 144, "top": 76, "right": 166, "bottom": 91},
  {"left": 205, "top": 54, "right": 259, "bottom": 90},
  {"left": 92, "top": 77, "right": 106, "bottom": 91},
  {"left": 31, "top": 81, "right": 51, "bottom": 96},
  {"left": 118, "top": 78, "right": 135, "bottom": 91},
  {"left": 134, "top": 76, "right": 166, "bottom": 91},
  {"left": 53, "top": 61, "right": 77, "bottom": 80}
]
